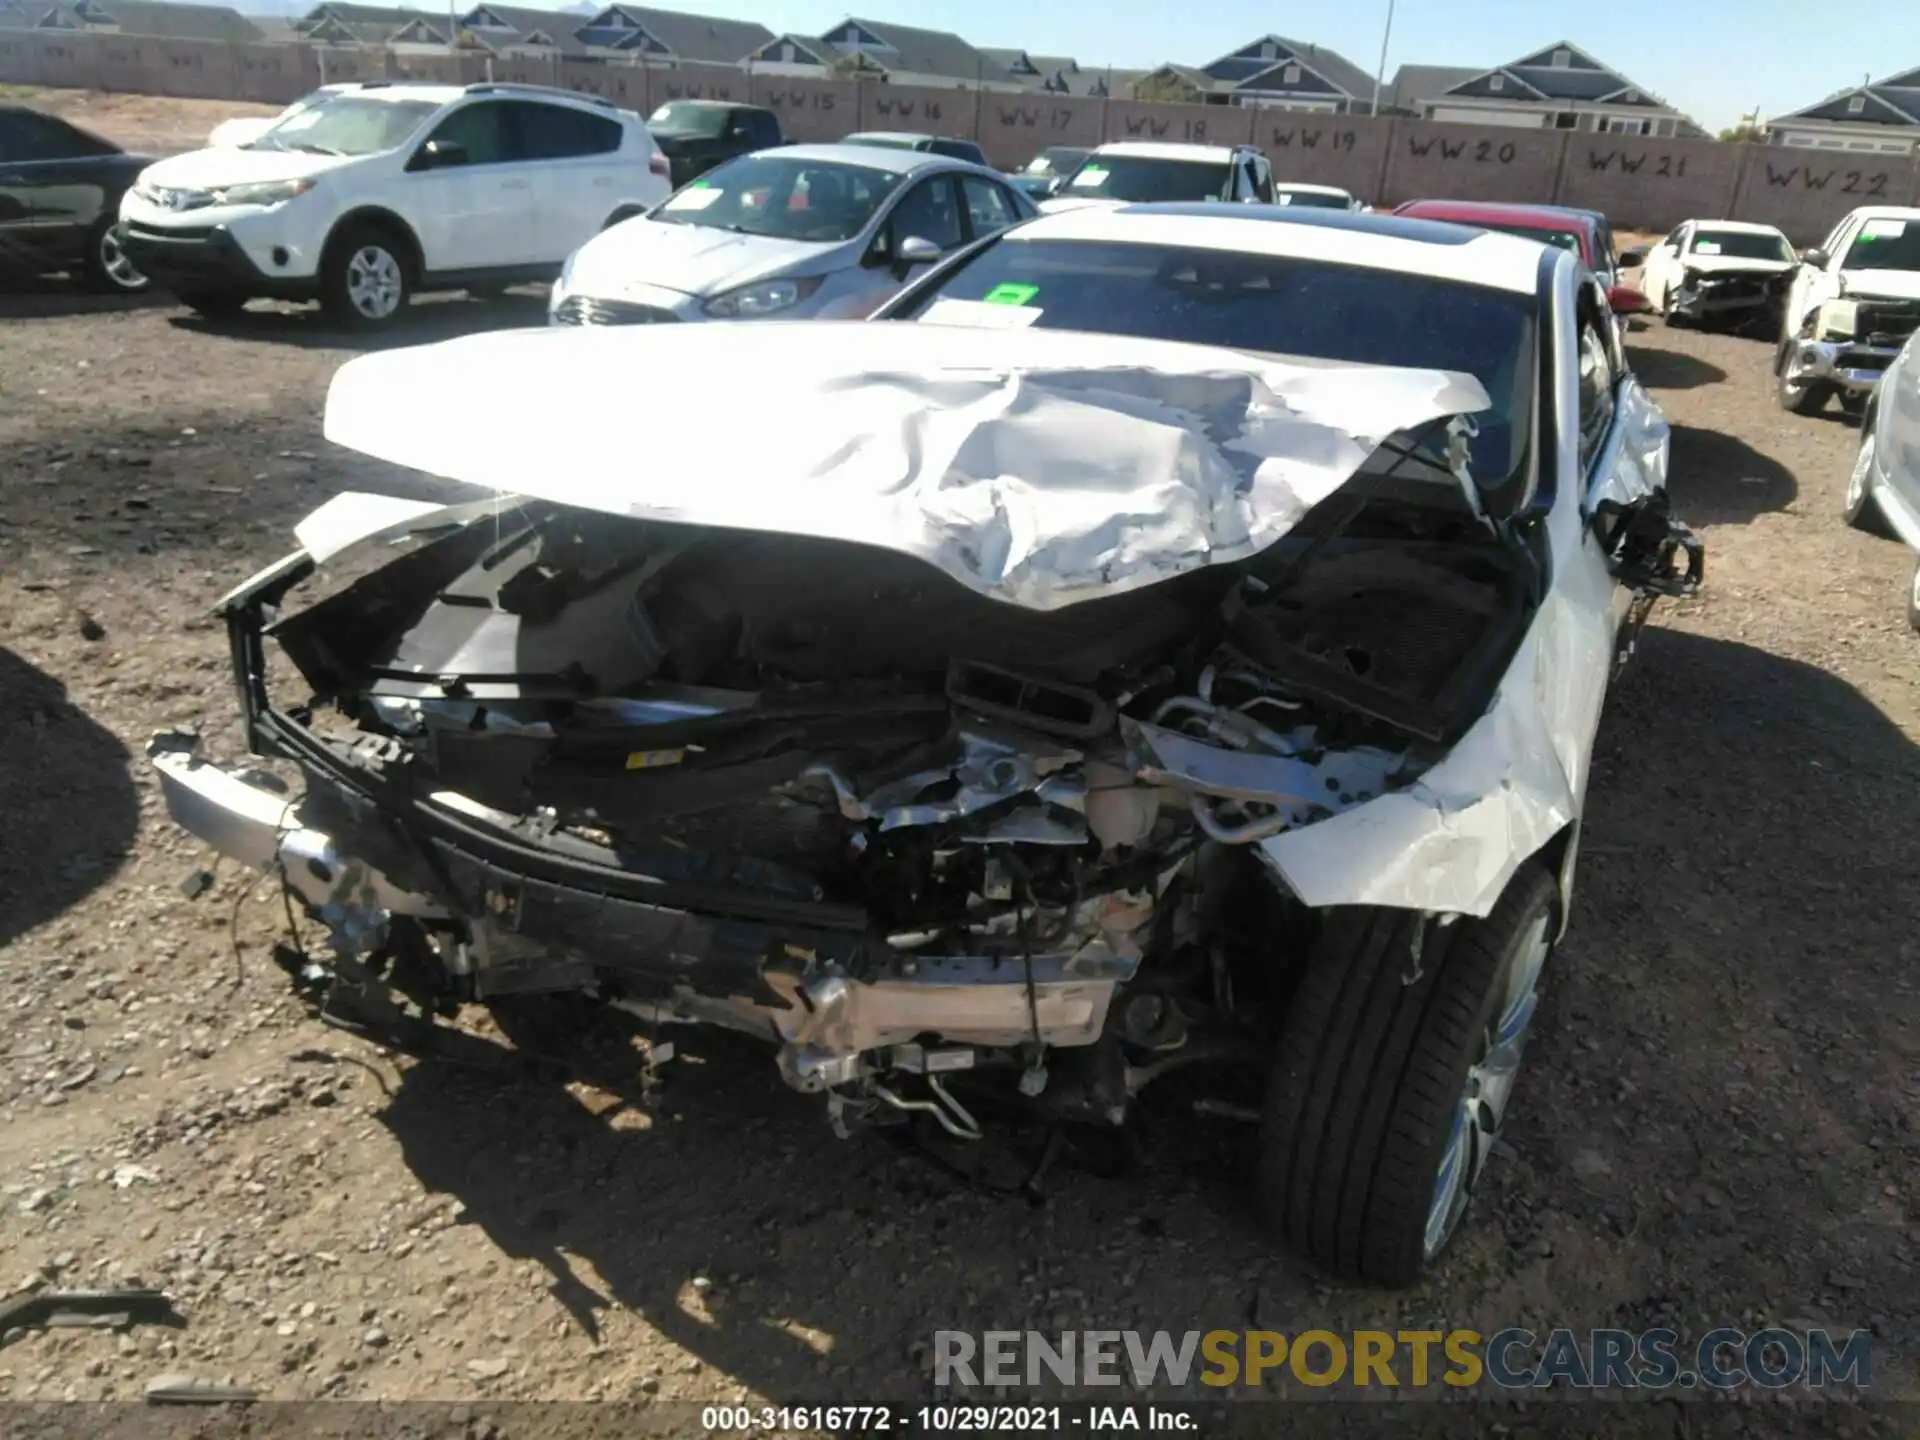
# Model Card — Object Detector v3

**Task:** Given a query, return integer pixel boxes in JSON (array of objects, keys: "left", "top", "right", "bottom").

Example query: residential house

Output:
[
  {"left": 1404, "top": 42, "right": 1697, "bottom": 136},
  {"left": 978, "top": 48, "right": 1134, "bottom": 99},
  {"left": 743, "top": 16, "right": 1006, "bottom": 89},
  {"left": 27, "top": 0, "right": 262, "bottom": 41},
  {"left": 1766, "top": 68, "right": 1920, "bottom": 155},
  {"left": 1132, "top": 34, "right": 1379, "bottom": 113},
  {"left": 569, "top": 5, "right": 768, "bottom": 65},
  {"left": 288, "top": 2, "right": 415, "bottom": 46},
  {"left": 1377, "top": 63, "right": 1479, "bottom": 116},
  {"left": 444, "top": 2, "right": 585, "bottom": 57}
]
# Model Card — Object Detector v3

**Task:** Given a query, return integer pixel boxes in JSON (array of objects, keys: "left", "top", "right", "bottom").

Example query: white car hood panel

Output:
[
  {"left": 137, "top": 146, "right": 352, "bottom": 189},
  {"left": 1841, "top": 268, "right": 1920, "bottom": 302},
  {"left": 322, "top": 321, "right": 1490, "bottom": 612},
  {"left": 568, "top": 218, "right": 836, "bottom": 300}
]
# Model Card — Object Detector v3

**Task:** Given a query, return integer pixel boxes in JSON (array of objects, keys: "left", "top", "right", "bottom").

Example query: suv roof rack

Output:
[{"left": 462, "top": 81, "right": 618, "bottom": 110}]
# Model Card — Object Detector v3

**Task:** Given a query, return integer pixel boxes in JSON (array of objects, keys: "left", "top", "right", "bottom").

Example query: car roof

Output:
[
  {"left": 1683, "top": 219, "right": 1789, "bottom": 235},
  {"left": 765, "top": 142, "right": 959, "bottom": 173},
  {"left": 1841, "top": 205, "right": 1920, "bottom": 222},
  {"left": 1002, "top": 204, "right": 1551, "bottom": 294},
  {"left": 328, "top": 82, "right": 467, "bottom": 105},
  {"left": 654, "top": 99, "right": 754, "bottom": 110},
  {"left": 1396, "top": 199, "right": 1594, "bottom": 233},
  {"left": 844, "top": 131, "right": 933, "bottom": 143},
  {"left": 1090, "top": 141, "right": 1240, "bottom": 163}
]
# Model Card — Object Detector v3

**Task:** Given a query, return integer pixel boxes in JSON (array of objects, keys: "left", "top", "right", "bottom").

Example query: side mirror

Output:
[
  {"left": 896, "top": 234, "right": 941, "bottom": 268},
  {"left": 1618, "top": 245, "right": 1648, "bottom": 268},
  {"left": 410, "top": 138, "right": 468, "bottom": 171},
  {"left": 1800, "top": 247, "right": 1829, "bottom": 268},
  {"left": 1606, "top": 284, "right": 1652, "bottom": 315}
]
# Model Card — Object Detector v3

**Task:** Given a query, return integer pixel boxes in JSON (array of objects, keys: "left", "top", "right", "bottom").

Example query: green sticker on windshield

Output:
[{"left": 982, "top": 283, "right": 1040, "bottom": 306}]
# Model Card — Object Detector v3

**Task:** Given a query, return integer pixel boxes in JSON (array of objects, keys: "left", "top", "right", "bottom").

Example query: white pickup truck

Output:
[{"left": 1775, "top": 204, "right": 1920, "bottom": 415}]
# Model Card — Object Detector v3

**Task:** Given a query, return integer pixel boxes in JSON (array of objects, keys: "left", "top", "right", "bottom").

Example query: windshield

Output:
[
  {"left": 1842, "top": 217, "right": 1920, "bottom": 272},
  {"left": 1472, "top": 222, "right": 1583, "bottom": 256},
  {"left": 1276, "top": 189, "right": 1350, "bottom": 209},
  {"left": 1063, "top": 155, "right": 1231, "bottom": 204},
  {"left": 1024, "top": 147, "right": 1089, "bottom": 176},
  {"left": 649, "top": 155, "right": 905, "bottom": 243},
  {"left": 648, "top": 102, "right": 728, "bottom": 138},
  {"left": 1690, "top": 229, "right": 1792, "bottom": 262},
  {"left": 250, "top": 96, "right": 439, "bottom": 155},
  {"left": 896, "top": 237, "right": 1534, "bottom": 483}
]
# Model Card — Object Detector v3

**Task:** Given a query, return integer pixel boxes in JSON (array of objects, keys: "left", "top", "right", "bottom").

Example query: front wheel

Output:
[
  {"left": 1908, "top": 556, "right": 1920, "bottom": 635},
  {"left": 1777, "top": 358, "right": 1833, "bottom": 417},
  {"left": 321, "top": 223, "right": 412, "bottom": 330},
  {"left": 1257, "top": 865, "right": 1560, "bottom": 1286},
  {"left": 83, "top": 218, "right": 148, "bottom": 293}
]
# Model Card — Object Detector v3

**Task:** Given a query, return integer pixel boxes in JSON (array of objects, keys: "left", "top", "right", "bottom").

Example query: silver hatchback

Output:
[{"left": 549, "top": 143, "right": 1037, "bottom": 324}]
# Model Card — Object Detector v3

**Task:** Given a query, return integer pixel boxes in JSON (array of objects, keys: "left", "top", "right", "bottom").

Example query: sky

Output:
[{"left": 443, "top": 0, "right": 1916, "bottom": 133}]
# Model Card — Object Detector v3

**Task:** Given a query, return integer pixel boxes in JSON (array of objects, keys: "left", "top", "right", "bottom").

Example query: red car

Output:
[{"left": 1392, "top": 199, "right": 1648, "bottom": 323}]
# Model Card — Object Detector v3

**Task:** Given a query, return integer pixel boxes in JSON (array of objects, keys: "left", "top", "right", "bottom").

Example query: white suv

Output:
[
  {"left": 1038, "top": 141, "right": 1275, "bottom": 215},
  {"left": 119, "top": 81, "right": 670, "bottom": 329}
]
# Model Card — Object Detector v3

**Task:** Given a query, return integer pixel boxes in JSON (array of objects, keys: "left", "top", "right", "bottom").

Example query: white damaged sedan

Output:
[{"left": 148, "top": 206, "right": 1699, "bottom": 1285}]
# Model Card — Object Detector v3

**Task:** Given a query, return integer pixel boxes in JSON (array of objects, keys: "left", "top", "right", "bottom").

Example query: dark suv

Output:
[
  {"left": 841, "top": 132, "right": 989, "bottom": 167},
  {"left": 645, "top": 101, "right": 784, "bottom": 187}
]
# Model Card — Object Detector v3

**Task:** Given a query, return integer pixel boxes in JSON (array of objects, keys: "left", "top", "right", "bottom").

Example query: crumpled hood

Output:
[
  {"left": 135, "top": 145, "right": 352, "bottom": 190},
  {"left": 1839, "top": 269, "right": 1920, "bottom": 302},
  {"left": 566, "top": 218, "right": 834, "bottom": 299},
  {"left": 323, "top": 322, "right": 1488, "bottom": 612},
  {"left": 1681, "top": 256, "right": 1794, "bottom": 279}
]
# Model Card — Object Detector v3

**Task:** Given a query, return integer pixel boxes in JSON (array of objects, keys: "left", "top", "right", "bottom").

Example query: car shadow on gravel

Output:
[
  {"left": 0, "top": 274, "right": 169, "bottom": 321},
  {"left": 1667, "top": 423, "right": 1798, "bottom": 524},
  {"left": 1517, "top": 625, "right": 1919, "bottom": 1335},
  {"left": 1625, "top": 346, "right": 1727, "bottom": 390},
  {"left": 167, "top": 292, "right": 553, "bottom": 352},
  {"left": 0, "top": 647, "right": 140, "bottom": 948}
]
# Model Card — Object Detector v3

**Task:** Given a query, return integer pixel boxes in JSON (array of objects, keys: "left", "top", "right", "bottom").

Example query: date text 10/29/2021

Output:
[{"left": 701, "top": 1407, "right": 1194, "bottom": 1432}]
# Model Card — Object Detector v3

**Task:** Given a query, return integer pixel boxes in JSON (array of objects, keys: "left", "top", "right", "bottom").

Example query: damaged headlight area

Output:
[
  {"left": 1669, "top": 266, "right": 1792, "bottom": 329},
  {"left": 152, "top": 445, "right": 1545, "bottom": 1143}
]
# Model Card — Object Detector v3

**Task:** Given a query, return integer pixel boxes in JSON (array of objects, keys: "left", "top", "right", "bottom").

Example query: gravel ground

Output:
[{"left": 1, "top": 264, "right": 1918, "bottom": 1430}]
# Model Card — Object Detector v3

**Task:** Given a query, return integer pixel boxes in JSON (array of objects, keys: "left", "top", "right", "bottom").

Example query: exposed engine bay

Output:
[
  {"left": 1669, "top": 267, "right": 1792, "bottom": 331},
  {"left": 156, "top": 452, "right": 1546, "bottom": 1135}
]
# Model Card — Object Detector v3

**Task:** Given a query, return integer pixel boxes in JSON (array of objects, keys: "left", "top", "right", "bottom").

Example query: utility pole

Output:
[{"left": 1369, "top": 0, "right": 1396, "bottom": 116}]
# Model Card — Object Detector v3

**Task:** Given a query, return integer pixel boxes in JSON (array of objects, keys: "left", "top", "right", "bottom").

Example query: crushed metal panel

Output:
[{"left": 322, "top": 322, "right": 1492, "bottom": 613}]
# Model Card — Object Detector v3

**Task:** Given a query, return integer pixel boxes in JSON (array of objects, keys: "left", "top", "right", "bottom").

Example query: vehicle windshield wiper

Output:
[{"left": 286, "top": 141, "right": 344, "bottom": 156}]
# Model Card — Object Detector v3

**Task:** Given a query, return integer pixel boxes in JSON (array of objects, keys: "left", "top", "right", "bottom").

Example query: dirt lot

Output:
[{"left": 2, "top": 255, "right": 1919, "bottom": 1426}]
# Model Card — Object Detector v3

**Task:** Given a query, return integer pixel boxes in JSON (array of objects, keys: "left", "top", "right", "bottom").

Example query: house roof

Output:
[
  {"left": 35, "top": 0, "right": 261, "bottom": 41},
  {"left": 290, "top": 3, "right": 411, "bottom": 43},
  {"left": 452, "top": 4, "right": 591, "bottom": 55},
  {"left": 1772, "top": 68, "right": 1920, "bottom": 129},
  {"left": 1383, "top": 63, "right": 1481, "bottom": 110},
  {"left": 1438, "top": 41, "right": 1681, "bottom": 116},
  {"left": 821, "top": 16, "right": 997, "bottom": 82},
  {"left": 1194, "top": 34, "right": 1375, "bottom": 101}
]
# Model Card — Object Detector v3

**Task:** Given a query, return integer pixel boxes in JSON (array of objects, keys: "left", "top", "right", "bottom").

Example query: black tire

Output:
[
  {"left": 319, "top": 220, "right": 413, "bottom": 330},
  {"left": 176, "top": 289, "right": 249, "bottom": 319},
  {"left": 1842, "top": 429, "right": 1891, "bottom": 536},
  {"left": 82, "top": 217, "right": 148, "bottom": 293},
  {"left": 1776, "top": 361, "right": 1832, "bottom": 417},
  {"left": 1258, "top": 864, "right": 1560, "bottom": 1286},
  {"left": 1908, "top": 556, "right": 1920, "bottom": 635}
]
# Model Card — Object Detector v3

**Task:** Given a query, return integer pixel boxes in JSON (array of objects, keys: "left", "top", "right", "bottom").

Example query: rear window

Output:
[
  {"left": 894, "top": 236, "right": 1535, "bottom": 484},
  {"left": 1063, "top": 155, "right": 1231, "bottom": 204}
]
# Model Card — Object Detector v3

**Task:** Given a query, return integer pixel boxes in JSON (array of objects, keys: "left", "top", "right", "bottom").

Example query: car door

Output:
[
  {"left": 1251, "top": 154, "right": 1275, "bottom": 203},
  {"left": 1644, "top": 224, "right": 1684, "bottom": 307},
  {"left": 958, "top": 173, "right": 1022, "bottom": 244},
  {"left": 506, "top": 99, "right": 626, "bottom": 263},
  {"left": 1785, "top": 215, "right": 1856, "bottom": 336},
  {"left": 837, "top": 171, "right": 965, "bottom": 318},
  {"left": 1576, "top": 277, "right": 1699, "bottom": 643},
  {"left": 0, "top": 109, "right": 118, "bottom": 264},
  {"left": 1881, "top": 335, "right": 1920, "bottom": 528},
  {"left": 404, "top": 99, "right": 539, "bottom": 273}
]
